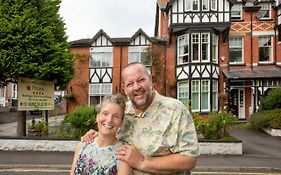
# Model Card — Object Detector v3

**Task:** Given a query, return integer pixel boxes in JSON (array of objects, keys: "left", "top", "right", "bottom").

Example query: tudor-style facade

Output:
[{"left": 68, "top": 0, "right": 281, "bottom": 119}]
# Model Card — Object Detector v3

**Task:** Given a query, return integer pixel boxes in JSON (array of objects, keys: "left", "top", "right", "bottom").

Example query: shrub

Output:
[
  {"left": 59, "top": 105, "right": 97, "bottom": 138},
  {"left": 27, "top": 118, "right": 48, "bottom": 136},
  {"left": 261, "top": 88, "right": 281, "bottom": 110},
  {"left": 199, "top": 112, "right": 237, "bottom": 140},
  {"left": 249, "top": 109, "right": 281, "bottom": 129}
]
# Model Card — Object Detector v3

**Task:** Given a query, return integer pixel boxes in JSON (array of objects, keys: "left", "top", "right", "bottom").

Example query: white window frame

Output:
[
  {"left": 191, "top": 34, "right": 200, "bottom": 62},
  {"left": 90, "top": 47, "right": 113, "bottom": 68},
  {"left": 202, "top": 0, "right": 209, "bottom": 11},
  {"left": 259, "top": 3, "right": 271, "bottom": 20},
  {"left": 191, "top": 33, "right": 210, "bottom": 62},
  {"left": 211, "top": 0, "right": 217, "bottom": 11},
  {"left": 201, "top": 80, "right": 210, "bottom": 111},
  {"left": 201, "top": 33, "right": 210, "bottom": 62},
  {"left": 128, "top": 46, "right": 152, "bottom": 66},
  {"left": 212, "top": 34, "right": 218, "bottom": 63},
  {"left": 231, "top": 4, "right": 242, "bottom": 20},
  {"left": 259, "top": 36, "right": 273, "bottom": 63},
  {"left": 192, "top": 0, "right": 200, "bottom": 11},
  {"left": 185, "top": 0, "right": 192, "bottom": 11},
  {"left": 229, "top": 37, "right": 244, "bottom": 64},
  {"left": 212, "top": 80, "right": 218, "bottom": 111},
  {"left": 177, "top": 81, "right": 189, "bottom": 102},
  {"left": 177, "top": 34, "right": 189, "bottom": 64},
  {"left": 191, "top": 80, "right": 200, "bottom": 111}
]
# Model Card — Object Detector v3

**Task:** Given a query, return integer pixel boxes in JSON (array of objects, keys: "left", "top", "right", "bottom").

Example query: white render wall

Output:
[{"left": 0, "top": 139, "right": 243, "bottom": 155}]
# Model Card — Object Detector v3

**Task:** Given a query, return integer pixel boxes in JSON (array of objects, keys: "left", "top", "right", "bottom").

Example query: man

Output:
[{"left": 83, "top": 62, "right": 199, "bottom": 174}]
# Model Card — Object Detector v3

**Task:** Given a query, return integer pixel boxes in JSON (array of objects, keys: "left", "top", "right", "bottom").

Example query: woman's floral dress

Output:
[{"left": 74, "top": 139, "right": 122, "bottom": 175}]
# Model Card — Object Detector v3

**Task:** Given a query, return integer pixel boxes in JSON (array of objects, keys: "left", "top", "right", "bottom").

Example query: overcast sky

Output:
[{"left": 59, "top": 0, "right": 156, "bottom": 41}]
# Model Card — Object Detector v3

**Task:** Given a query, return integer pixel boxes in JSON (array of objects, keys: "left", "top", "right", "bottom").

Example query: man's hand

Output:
[
  {"left": 80, "top": 129, "right": 98, "bottom": 143},
  {"left": 116, "top": 144, "right": 145, "bottom": 170}
]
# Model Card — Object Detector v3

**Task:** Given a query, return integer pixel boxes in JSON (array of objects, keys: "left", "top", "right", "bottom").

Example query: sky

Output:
[{"left": 59, "top": 0, "right": 157, "bottom": 41}]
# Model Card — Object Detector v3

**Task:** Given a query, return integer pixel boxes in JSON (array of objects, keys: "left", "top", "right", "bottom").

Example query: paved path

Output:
[{"left": 0, "top": 115, "right": 64, "bottom": 137}]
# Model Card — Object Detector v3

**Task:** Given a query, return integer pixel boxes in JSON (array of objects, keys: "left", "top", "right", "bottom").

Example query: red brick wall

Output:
[{"left": 67, "top": 47, "right": 90, "bottom": 112}]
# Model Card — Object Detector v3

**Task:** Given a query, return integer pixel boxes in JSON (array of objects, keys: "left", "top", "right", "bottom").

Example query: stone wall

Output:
[{"left": 0, "top": 139, "right": 243, "bottom": 155}]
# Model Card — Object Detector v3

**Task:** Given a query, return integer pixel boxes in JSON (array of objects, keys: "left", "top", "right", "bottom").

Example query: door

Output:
[{"left": 229, "top": 89, "right": 245, "bottom": 119}]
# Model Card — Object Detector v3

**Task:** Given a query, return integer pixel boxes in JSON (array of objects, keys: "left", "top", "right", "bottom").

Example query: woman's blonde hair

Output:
[{"left": 96, "top": 93, "right": 126, "bottom": 118}]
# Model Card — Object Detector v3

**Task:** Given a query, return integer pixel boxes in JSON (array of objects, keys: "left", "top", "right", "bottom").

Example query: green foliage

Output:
[
  {"left": 60, "top": 105, "right": 97, "bottom": 138},
  {"left": 261, "top": 88, "right": 281, "bottom": 110},
  {"left": 197, "top": 112, "right": 237, "bottom": 140},
  {"left": 249, "top": 109, "right": 281, "bottom": 129},
  {"left": 27, "top": 118, "right": 48, "bottom": 136},
  {"left": 0, "top": 0, "right": 74, "bottom": 88}
]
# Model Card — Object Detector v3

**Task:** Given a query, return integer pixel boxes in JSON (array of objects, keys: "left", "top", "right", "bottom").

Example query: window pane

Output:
[
  {"left": 178, "top": 34, "right": 189, "bottom": 64},
  {"left": 259, "top": 36, "right": 272, "bottom": 62},
  {"left": 191, "top": 81, "right": 199, "bottom": 110},
  {"left": 178, "top": 81, "right": 189, "bottom": 102},
  {"left": 202, "top": 0, "right": 209, "bottom": 10},
  {"left": 229, "top": 37, "right": 243, "bottom": 63},
  {"left": 231, "top": 4, "right": 242, "bottom": 20},
  {"left": 201, "top": 81, "right": 209, "bottom": 110},
  {"left": 202, "top": 34, "right": 209, "bottom": 61},
  {"left": 192, "top": 0, "right": 199, "bottom": 10},
  {"left": 192, "top": 34, "right": 199, "bottom": 61}
]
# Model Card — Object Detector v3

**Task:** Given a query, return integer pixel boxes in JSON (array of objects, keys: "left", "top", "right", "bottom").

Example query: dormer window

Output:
[
  {"left": 259, "top": 3, "right": 271, "bottom": 20},
  {"left": 231, "top": 4, "right": 242, "bottom": 20}
]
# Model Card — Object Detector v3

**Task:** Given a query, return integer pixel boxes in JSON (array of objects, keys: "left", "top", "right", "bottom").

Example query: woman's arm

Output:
[
  {"left": 69, "top": 141, "right": 83, "bottom": 175},
  {"left": 117, "top": 160, "right": 134, "bottom": 175}
]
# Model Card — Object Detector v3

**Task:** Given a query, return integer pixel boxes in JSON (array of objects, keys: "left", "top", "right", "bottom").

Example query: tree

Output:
[{"left": 0, "top": 0, "right": 74, "bottom": 88}]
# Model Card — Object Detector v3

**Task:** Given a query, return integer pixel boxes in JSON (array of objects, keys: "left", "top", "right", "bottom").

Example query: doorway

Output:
[{"left": 229, "top": 88, "right": 245, "bottom": 119}]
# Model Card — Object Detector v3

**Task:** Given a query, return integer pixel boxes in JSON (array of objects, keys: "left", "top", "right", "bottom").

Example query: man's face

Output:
[{"left": 122, "top": 65, "right": 153, "bottom": 110}]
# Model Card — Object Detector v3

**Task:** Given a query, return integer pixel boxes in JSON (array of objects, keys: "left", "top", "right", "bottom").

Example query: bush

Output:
[
  {"left": 249, "top": 109, "right": 281, "bottom": 129},
  {"left": 261, "top": 88, "right": 281, "bottom": 110},
  {"left": 59, "top": 105, "right": 97, "bottom": 138},
  {"left": 198, "top": 112, "right": 237, "bottom": 140}
]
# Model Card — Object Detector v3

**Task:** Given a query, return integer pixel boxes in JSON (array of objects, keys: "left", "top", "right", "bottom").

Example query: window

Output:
[
  {"left": 89, "top": 84, "right": 112, "bottom": 105},
  {"left": 201, "top": 34, "right": 210, "bottom": 61},
  {"left": 192, "top": 34, "right": 199, "bottom": 61},
  {"left": 212, "top": 80, "right": 218, "bottom": 111},
  {"left": 231, "top": 4, "right": 242, "bottom": 20},
  {"left": 192, "top": 33, "right": 210, "bottom": 62},
  {"left": 188, "top": 0, "right": 211, "bottom": 11},
  {"left": 259, "top": 36, "right": 272, "bottom": 62},
  {"left": 191, "top": 80, "right": 199, "bottom": 111},
  {"left": 178, "top": 34, "right": 189, "bottom": 64},
  {"left": 211, "top": 0, "right": 217, "bottom": 10},
  {"left": 201, "top": 80, "right": 209, "bottom": 111},
  {"left": 192, "top": 0, "right": 199, "bottom": 11},
  {"left": 128, "top": 47, "right": 151, "bottom": 66},
  {"left": 212, "top": 34, "right": 218, "bottom": 63},
  {"left": 278, "top": 27, "right": 281, "bottom": 42},
  {"left": 229, "top": 37, "right": 243, "bottom": 63},
  {"left": 259, "top": 3, "right": 271, "bottom": 20},
  {"left": 202, "top": 0, "right": 209, "bottom": 11},
  {"left": 178, "top": 81, "right": 189, "bottom": 102},
  {"left": 90, "top": 52, "right": 112, "bottom": 68}
]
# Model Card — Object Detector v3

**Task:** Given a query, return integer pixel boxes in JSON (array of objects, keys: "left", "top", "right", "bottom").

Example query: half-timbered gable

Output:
[
  {"left": 128, "top": 29, "right": 152, "bottom": 67},
  {"left": 89, "top": 30, "right": 113, "bottom": 105}
]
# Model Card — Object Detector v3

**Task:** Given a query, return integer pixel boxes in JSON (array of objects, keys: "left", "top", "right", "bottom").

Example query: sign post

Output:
[{"left": 17, "top": 77, "right": 54, "bottom": 136}]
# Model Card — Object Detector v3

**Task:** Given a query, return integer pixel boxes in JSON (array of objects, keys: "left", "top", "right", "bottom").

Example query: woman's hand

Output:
[{"left": 80, "top": 129, "right": 98, "bottom": 144}]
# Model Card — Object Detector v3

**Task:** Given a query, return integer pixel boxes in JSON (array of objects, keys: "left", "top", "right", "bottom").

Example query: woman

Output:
[{"left": 70, "top": 94, "right": 133, "bottom": 175}]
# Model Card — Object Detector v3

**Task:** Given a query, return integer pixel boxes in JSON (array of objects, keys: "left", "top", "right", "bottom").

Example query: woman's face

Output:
[{"left": 96, "top": 103, "right": 123, "bottom": 137}]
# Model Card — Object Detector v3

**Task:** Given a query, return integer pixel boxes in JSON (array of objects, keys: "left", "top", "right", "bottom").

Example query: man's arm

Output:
[
  {"left": 139, "top": 153, "right": 197, "bottom": 174},
  {"left": 116, "top": 144, "right": 197, "bottom": 174}
]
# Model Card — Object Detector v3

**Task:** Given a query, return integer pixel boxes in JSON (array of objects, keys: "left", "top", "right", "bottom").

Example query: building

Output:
[{"left": 68, "top": 0, "right": 281, "bottom": 119}]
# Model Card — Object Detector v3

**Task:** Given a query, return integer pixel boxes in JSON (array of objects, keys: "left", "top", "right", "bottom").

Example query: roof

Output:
[{"left": 222, "top": 66, "right": 281, "bottom": 79}]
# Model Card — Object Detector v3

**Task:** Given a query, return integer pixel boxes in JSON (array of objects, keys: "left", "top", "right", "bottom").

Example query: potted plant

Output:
[{"left": 27, "top": 118, "right": 48, "bottom": 137}]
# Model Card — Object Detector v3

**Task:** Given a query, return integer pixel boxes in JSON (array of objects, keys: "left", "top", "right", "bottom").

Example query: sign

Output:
[{"left": 18, "top": 77, "right": 54, "bottom": 111}]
